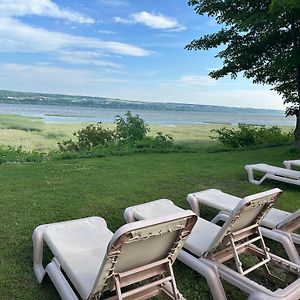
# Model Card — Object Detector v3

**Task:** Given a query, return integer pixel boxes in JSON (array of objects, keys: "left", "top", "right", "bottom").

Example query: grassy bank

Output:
[
  {"left": 0, "top": 145, "right": 299, "bottom": 299},
  {"left": 0, "top": 115, "right": 223, "bottom": 151},
  {"left": 0, "top": 114, "right": 294, "bottom": 151}
]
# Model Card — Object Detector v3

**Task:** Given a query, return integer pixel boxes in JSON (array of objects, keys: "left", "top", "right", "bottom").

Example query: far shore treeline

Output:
[{"left": 0, "top": 89, "right": 283, "bottom": 114}]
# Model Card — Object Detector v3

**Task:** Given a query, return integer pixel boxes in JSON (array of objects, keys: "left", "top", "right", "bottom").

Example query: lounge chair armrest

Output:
[
  {"left": 124, "top": 207, "right": 136, "bottom": 223},
  {"left": 186, "top": 193, "right": 200, "bottom": 216}
]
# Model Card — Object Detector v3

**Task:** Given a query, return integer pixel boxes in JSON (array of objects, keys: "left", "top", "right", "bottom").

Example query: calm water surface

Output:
[{"left": 0, "top": 103, "right": 295, "bottom": 126}]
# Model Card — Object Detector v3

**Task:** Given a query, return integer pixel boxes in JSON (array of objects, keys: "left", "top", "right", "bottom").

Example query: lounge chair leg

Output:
[
  {"left": 260, "top": 228, "right": 300, "bottom": 265},
  {"left": 245, "top": 166, "right": 265, "bottom": 185},
  {"left": 163, "top": 282, "right": 186, "bottom": 300},
  {"left": 178, "top": 252, "right": 226, "bottom": 300},
  {"left": 32, "top": 225, "right": 47, "bottom": 283},
  {"left": 45, "top": 260, "right": 78, "bottom": 300}
]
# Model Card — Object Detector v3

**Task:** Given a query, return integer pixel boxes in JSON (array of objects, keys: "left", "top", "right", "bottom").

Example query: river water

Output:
[{"left": 0, "top": 103, "right": 295, "bottom": 126}]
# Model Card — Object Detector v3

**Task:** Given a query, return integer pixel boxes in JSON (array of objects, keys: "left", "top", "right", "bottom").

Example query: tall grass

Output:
[
  {"left": 0, "top": 114, "right": 43, "bottom": 132},
  {"left": 0, "top": 114, "right": 295, "bottom": 151},
  {"left": 0, "top": 117, "right": 226, "bottom": 151}
]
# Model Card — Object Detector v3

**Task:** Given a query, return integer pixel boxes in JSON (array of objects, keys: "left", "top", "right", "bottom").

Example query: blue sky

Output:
[{"left": 0, "top": 0, "right": 283, "bottom": 109}]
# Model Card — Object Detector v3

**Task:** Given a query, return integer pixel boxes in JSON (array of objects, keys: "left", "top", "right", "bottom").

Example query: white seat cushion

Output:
[
  {"left": 131, "top": 199, "right": 221, "bottom": 257},
  {"left": 192, "top": 189, "right": 241, "bottom": 211},
  {"left": 262, "top": 208, "right": 291, "bottom": 229},
  {"left": 44, "top": 217, "right": 113, "bottom": 299}
]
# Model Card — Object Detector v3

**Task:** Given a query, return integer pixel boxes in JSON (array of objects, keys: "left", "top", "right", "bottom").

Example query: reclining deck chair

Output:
[
  {"left": 33, "top": 212, "right": 197, "bottom": 300},
  {"left": 125, "top": 189, "right": 300, "bottom": 300},
  {"left": 284, "top": 160, "right": 300, "bottom": 170},
  {"left": 187, "top": 189, "right": 300, "bottom": 265},
  {"left": 245, "top": 163, "right": 300, "bottom": 185}
]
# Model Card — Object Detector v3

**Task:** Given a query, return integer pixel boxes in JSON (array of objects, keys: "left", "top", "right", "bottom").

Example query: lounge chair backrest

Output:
[
  {"left": 278, "top": 208, "right": 300, "bottom": 229},
  {"left": 90, "top": 211, "right": 197, "bottom": 298},
  {"left": 206, "top": 188, "right": 282, "bottom": 252}
]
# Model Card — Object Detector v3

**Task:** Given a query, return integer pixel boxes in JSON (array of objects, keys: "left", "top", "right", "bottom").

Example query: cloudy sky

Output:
[{"left": 0, "top": 0, "right": 283, "bottom": 109}]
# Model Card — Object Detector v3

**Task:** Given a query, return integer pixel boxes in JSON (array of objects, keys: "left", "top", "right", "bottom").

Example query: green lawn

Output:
[{"left": 0, "top": 145, "right": 299, "bottom": 299}]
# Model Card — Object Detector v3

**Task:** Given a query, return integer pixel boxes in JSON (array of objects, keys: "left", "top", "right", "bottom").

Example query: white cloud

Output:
[
  {"left": 0, "top": 0, "right": 95, "bottom": 24},
  {"left": 179, "top": 75, "right": 216, "bottom": 86},
  {"left": 0, "top": 17, "right": 151, "bottom": 57},
  {"left": 57, "top": 50, "right": 121, "bottom": 68},
  {"left": 114, "top": 11, "right": 186, "bottom": 31},
  {"left": 132, "top": 12, "right": 184, "bottom": 30},
  {"left": 0, "top": 1, "right": 153, "bottom": 68},
  {"left": 98, "top": 29, "right": 115, "bottom": 34},
  {"left": 0, "top": 63, "right": 131, "bottom": 94},
  {"left": 98, "top": 0, "right": 128, "bottom": 7},
  {"left": 114, "top": 16, "right": 133, "bottom": 24}
]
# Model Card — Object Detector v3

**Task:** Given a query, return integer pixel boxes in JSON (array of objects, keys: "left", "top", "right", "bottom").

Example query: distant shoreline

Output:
[{"left": 0, "top": 89, "right": 284, "bottom": 115}]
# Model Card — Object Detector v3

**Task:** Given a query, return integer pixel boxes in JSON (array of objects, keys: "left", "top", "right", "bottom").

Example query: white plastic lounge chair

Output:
[
  {"left": 284, "top": 160, "right": 300, "bottom": 170},
  {"left": 33, "top": 212, "right": 197, "bottom": 300},
  {"left": 187, "top": 188, "right": 300, "bottom": 264},
  {"left": 245, "top": 163, "right": 300, "bottom": 185},
  {"left": 125, "top": 189, "right": 300, "bottom": 300}
]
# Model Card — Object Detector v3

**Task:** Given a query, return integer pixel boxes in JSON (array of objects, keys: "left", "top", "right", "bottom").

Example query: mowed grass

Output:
[{"left": 0, "top": 145, "right": 299, "bottom": 299}]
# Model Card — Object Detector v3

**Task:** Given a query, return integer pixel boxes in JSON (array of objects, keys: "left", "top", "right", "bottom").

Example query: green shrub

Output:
[
  {"left": 211, "top": 124, "right": 293, "bottom": 148},
  {"left": 0, "top": 146, "right": 45, "bottom": 163},
  {"left": 55, "top": 112, "right": 192, "bottom": 158},
  {"left": 58, "top": 122, "right": 115, "bottom": 151},
  {"left": 115, "top": 111, "right": 149, "bottom": 143},
  {"left": 58, "top": 112, "right": 175, "bottom": 153},
  {"left": 152, "top": 132, "right": 174, "bottom": 148},
  {"left": 134, "top": 132, "right": 174, "bottom": 150}
]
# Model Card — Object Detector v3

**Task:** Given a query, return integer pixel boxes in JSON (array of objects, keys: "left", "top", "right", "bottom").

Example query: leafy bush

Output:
[
  {"left": 58, "top": 112, "right": 176, "bottom": 153},
  {"left": 115, "top": 111, "right": 149, "bottom": 143},
  {"left": 53, "top": 111, "right": 194, "bottom": 159},
  {"left": 152, "top": 132, "right": 174, "bottom": 148},
  {"left": 211, "top": 124, "right": 293, "bottom": 148},
  {"left": 58, "top": 122, "right": 115, "bottom": 151},
  {"left": 0, "top": 146, "right": 44, "bottom": 163}
]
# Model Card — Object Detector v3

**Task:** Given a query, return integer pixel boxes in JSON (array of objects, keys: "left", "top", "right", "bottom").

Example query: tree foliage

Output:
[
  {"left": 115, "top": 111, "right": 149, "bottom": 143},
  {"left": 186, "top": 0, "right": 300, "bottom": 118}
]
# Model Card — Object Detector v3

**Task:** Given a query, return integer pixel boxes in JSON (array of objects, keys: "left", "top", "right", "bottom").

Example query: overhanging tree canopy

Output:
[{"left": 186, "top": 0, "right": 300, "bottom": 146}]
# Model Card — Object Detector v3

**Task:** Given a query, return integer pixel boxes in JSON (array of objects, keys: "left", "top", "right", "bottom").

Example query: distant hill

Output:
[{"left": 0, "top": 89, "right": 283, "bottom": 115}]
